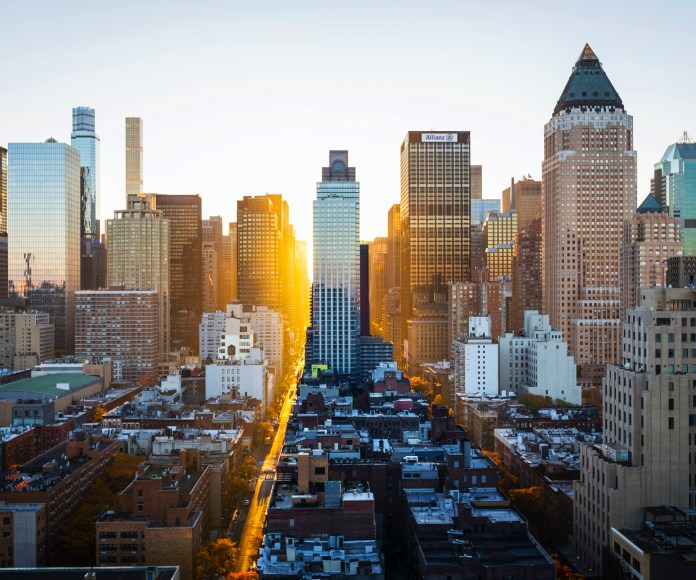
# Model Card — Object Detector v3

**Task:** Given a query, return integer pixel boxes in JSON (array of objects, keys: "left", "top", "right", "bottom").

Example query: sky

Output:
[{"left": 2, "top": 0, "right": 695, "bottom": 254}]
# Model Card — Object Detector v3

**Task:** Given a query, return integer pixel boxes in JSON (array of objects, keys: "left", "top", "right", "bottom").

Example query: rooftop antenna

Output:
[{"left": 678, "top": 131, "right": 693, "bottom": 144}]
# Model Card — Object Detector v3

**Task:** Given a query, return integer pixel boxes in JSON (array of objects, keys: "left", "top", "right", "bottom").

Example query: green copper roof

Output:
[
  {"left": 554, "top": 44, "right": 624, "bottom": 115},
  {"left": 637, "top": 193, "right": 665, "bottom": 214},
  {"left": 0, "top": 373, "right": 100, "bottom": 397}
]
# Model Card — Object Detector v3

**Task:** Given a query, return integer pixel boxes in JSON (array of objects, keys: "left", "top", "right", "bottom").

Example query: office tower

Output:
[
  {"left": 470, "top": 199, "right": 500, "bottom": 226},
  {"left": 75, "top": 289, "right": 158, "bottom": 383},
  {"left": 125, "top": 117, "right": 143, "bottom": 196},
  {"left": 573, "top": 287, "right": 696, "bottom": 574},
  {"left": 220, "top": 234, "right": 234, "bottom": 307},
  {"left": 406, "top": 303, "right": 448, "bottom": 376},
  {"left": 202, "top": 216, "right": 224, "bottom": 310},
  {"left": 0, "top": 235, "right": 6, "bottom": 300},
  {"left": 471, "top": 164, "right": 483, "bottom": 200},
  {"left": 510, "top": 219, "right": 543, "bottom": 334},
  {"left": 369, "top": 237, "right": 387, "bottom": 336},
  {"left": 153, "top": 194, "right": 202, "bottom": 352},
  {"left": 71, "top": 107, "right": 103, "bottom": 290},
  {"left": 401, "top": 131, "right": 471, "bottom": 373},
  {"left": 237, "top": 196, "right": 282, "bottom": 313},
  {"left": 295, "top": 239, "right": 309, "bottom": 328},
  {"left": 501, "top": 176, "right": 541, "bottom": 232},
  {"left": 652, "top": 133, "right": 696, "bottom": 254},
  {"left": 360, "top": 243, "right": 370, "bottom": 336},
  {"left": 71, "top": 107, "right": 100, "bottom": 242},
  {"left": 482, "top": 209, "right": 518, "bottom": 281},
  {"left": 385, "top": 205, "right": 402, "bottom": 361},
  {"left": 0, "top": 147, "right": 8, "bottom": 234},
  {"left": 620, "top": 194, "right": 682, "bottom": 321},
  {"left": 107, "top": 194, "right": 170, "bottom": 353},
  {"left": 499, "top": 311, "right": 580, "bottom": 403},
  {"left": 310, "top": 151, "right": 360, "bottom": 379},
  {"left": 360, "top": 335, "right": 394, "bottom": 377},
  {"left": 542, "top": 45, "right": 636, "bottom": 385},
  {"left": 0, "top": 310, "right": 54, "bottom": 371},
  {"left": 386, "top": 204, "right": 400, "bottom": 290},
  {"left": 226, "top": 222, "right": 238, "bottom": 304},
  {"left": 469, "top": 223, "right": 484, "bottom": 276},
  {"left": 8, "top": 139, "right": 81, "bottom": 354}
]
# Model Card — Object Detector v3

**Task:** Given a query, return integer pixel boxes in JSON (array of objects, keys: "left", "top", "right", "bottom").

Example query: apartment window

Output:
[
  {"left": 669, "top": 417, "right": 675, "bottom": 430},
  {"left": 669, "top": 398, "right": 675, "bottom": 411}
]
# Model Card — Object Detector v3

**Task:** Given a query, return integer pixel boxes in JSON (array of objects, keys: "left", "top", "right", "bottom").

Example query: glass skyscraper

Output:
[
  {"left": 70, "top": 106, "right": 100, "bottom": 241},
  {"left": 310, "top": 151, "right": 360, "bottom": 379},
  {"left": 653, "top": 136, "right": 696, "bottom": 255},
  {"left": 8, "top": 139, "right": 81, "bottom": 354}
]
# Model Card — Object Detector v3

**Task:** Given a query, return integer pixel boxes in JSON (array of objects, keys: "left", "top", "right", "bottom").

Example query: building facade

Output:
[
  {"left": 0, "top": 311, "right": 54, "bottom": 371},
  {"left": 483, "top": 209, "right": 518, "bottom": 281},
  {"left": 452, "top": 316, "right": 499, "bottom": 399},
  {"left": 542, "top": 45, "right": 637, "bottom": 385},
  {"left": 107, "top": 194, "right": 170, "bottom": 353},
  {"left": 153, "top": 194, "right": 202, "bottom": 353},
  {"left": 75, "top": 290, "right": 159, "bottom": 382},
  {"left": 501, "top": 176, "right": 541, "bottom": 232},
  {"left": 310, "top": 151, "right": 361, "bottom": 379},
  {"left": 8, "top": 139, "right": 81, "bottom": 355},
  {"left": 125, "top": 117, "right": 143, "bottom": 196},
  {"left": 510, "top": 219, "right": 543, "bottom": 334}
]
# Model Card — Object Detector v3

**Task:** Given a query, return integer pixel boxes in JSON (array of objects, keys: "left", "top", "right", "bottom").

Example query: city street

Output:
[{"left": 233, "top": 363, "right": 299, "bottom": 572}]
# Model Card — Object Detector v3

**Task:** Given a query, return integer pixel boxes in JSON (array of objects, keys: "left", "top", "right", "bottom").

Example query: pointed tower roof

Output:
[
  {"left": 553, "top": 44, "right": 624, "bottom": 115},
  {"left": 636, "top": 193, "right": 665, "bottom": 214}
]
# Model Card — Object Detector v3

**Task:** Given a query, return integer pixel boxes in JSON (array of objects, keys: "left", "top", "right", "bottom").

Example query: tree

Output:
[
  {"left": 93, "top": 406, "right": 106, "bottom": 423},
  {"left": 225, "top": 573, "right": 258, "bottom": 580},
  {"left": 194, "top": 539, "right": 239, "bottom": 579}
]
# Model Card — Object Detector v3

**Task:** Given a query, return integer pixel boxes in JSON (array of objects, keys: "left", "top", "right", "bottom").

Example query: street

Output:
[{"left": 233, "top": 364, "right": 298, "bottom": 572}]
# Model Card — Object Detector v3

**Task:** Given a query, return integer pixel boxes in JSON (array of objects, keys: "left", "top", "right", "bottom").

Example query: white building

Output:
[
  {"left": 248, "top": 305, "right": 284, "bottom": 375},
  {"left": 452, "top": 316, "right": 498, "bottom": 398},
  {"left": 499, "top": 310, "right": 580, "bottom": 404},
  {"left": 206, "top": 347, "right": 273, "bottom": 411},
  {"left": 199, "top": 311, "right": 226, "bottom": 362},
  {"left": 217, "top": 303, "right": 255, "bottom": 361}
]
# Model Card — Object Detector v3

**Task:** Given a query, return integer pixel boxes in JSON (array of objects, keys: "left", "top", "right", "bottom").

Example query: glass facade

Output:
[
  {"left": 0, "top": 147, "right": 7, "bottom": 234},
  {"left": 654, "top": 142, "right": 696, "bottom": 255},
  {"left": 8, "top": 141, "right": 81, "bottom": 354},
  {"left": 312, "top": 151, "right": 360, "bottom": 378},
  {"left": 70, "top": 106, "right": 100, "bottom": 241},
  {"left": 471, "top": 199, "right": 500, "bottom": 225}
]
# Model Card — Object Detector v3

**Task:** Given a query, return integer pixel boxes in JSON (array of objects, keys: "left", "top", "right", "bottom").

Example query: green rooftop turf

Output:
[{"left": 0, "top": 373, "right": 100, "bottom": 396}]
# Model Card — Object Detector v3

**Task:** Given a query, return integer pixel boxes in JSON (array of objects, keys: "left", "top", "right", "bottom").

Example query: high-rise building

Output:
[
  {"left": 482, "top": 209, "right": 517, "bottom": 281},
  {"left": 107, "top": 194, "right": 170, "bottom": 353},
  {"left": 542, "top": 45, "right": 637, "bottom": 385},
  {"left": 224, "top": 222, "right": 238, "bottom": 305},
  {"left": 652, "top": 134, "right": 696, "bottom": 254},
  {"left": 202, "top": 216, "right": 224, "bottom": 311},
  {"left": 385, "top": 205, "right": 402, "bottom": 361},
  {"left": 8, "top": 139, "right": 81, "bottom": 354},
  {"left": 501, "top": 176, "right": 541, "bottom": 233},
  {"left": 573, "top": 287, "right": 696, "bottom": 574},
  {"left": 0, "top": 146, "right": 8, "bottom": 234},
  {"left": 153, "top": 194, "right": 202, "bottom": 353},
  {"left": 620, "top": 194, "right": 682, "bottom": 321},
  {"left": 71, "top": 107, "right": 100, "bottom": 243},
  {"left": 71, "top": 107, "right": 103, "bottom": 291},
  {"left": 248, "top": 305, "right": 284, "bottom": 375},
  {"left": 309, "top": 151, "right": 360, "bottom": 379},
  {"left": 125, "top": 117, "right": 143, "bottom": 196},
  {"left": 295, "top": 239, "right": 309, "bottom": 329},
  {"left": 401, "top": 131, "right": 471, "bottom": 373},
  {"left": 452, "top": 316, "right": 498, "bottom": 398},
  {"left": 199, "top": 310, "right": 226, "bottom": 362},
  {"left": 369, "top": 237, "right": 387, "bottom": 336},
  {"left": 0, "top": 310, "right": 54, "bottom": 371},
  {"left": 471, "top": 164, "right": 483, "bottom": 200},
  {"left": 405, "top": 303, "right": 448, "bottom": 377},
  {"left": 360, "top": 242, "right": 370, "bottom": 337},
  {"left": 666, "top": 255, "right": 696, "bottom": 287},
  {"left": 75, "top": 289, "right": 159, "bottom": 382},
  {"left": 470, "top": 199, "right": 500, "bottom": 226},
  {"left": 386, "top": 204, "right": 400, "bottom": 291},
  {"left": 510, "top": 219, "right": 543, "bottom": 334},
  {"left": 237, "top": 196, "right": 282, "bottom": 313}
]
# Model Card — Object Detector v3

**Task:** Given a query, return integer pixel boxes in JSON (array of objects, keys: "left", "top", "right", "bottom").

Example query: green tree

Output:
[{"left": 194, "top": 538, "right": 239, "bottom": 579}]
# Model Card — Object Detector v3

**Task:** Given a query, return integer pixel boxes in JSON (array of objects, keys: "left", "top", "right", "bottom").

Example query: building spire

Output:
[{"left": 577, "top": 43, "right": 599, "bottom": 65}]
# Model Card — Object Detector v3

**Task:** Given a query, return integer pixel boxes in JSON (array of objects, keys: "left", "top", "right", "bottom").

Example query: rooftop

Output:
[{"left": 0, "top": 373, "right": 100, "bottom": 398}]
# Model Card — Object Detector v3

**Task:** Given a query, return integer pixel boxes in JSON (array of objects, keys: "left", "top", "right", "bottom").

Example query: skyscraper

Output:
[
  {"left": 8, "top": 139, "right": 81, "bottom": 354},
  {"left": 360, "top": 242, "right": 370, "bottom": 336},
  {"left": 309, "top": 151, "right": 360, "bottom": 379},
  {"left": 470, "top": 164, "right": 483, "bottom": 200},
  {"left": 125, "top": 117, "right": 143, "bottom": 196},
  {"left": 510, "top": 219, "right": 542, "bottom": 334},
  {"left": 236, "top": 195, "right": 282, "bottom": 312},
  {"left": 107, "top": 194, "right": 170, "bottom": 354},
  {"left": 153, "top": 194, "right": 202, "bottom": 352},
  {"left": 202, "top": 216, "right": 224, "bottom": 310},
  {"left": 482, "top": 208, "right": 517, "bottom": 281},
  {"left": 501, "top": 176, "right": 541, "bottom": 232},
  {"left": 542, "top": 45, "right": 636, "bottom": 385},
  {"left": 652, "top": 134, "right": 696, "bottom": 254},
  {"left": 0, "top": 146, "right": 8, "bottom": 234},
  {"left": 368, "top": 236, "right": 387, "bottom": 336},
  {"left": 71, "top": 107, "right": 100, "bottom": 243},
  {"left": 71, "top": 107, "right": 102, "bottom": 290}
]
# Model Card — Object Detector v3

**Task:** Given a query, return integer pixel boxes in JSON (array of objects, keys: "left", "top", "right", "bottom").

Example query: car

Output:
[{"left": 243, "top": 499, "right": 251, "bottom": 507}]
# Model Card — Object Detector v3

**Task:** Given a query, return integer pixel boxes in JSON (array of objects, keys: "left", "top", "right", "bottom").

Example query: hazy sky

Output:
[{"left": 2, "top": 0, "right": 695, "bottom": 250}]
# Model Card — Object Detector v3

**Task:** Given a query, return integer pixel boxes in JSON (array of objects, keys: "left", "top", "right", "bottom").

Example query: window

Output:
[{"left": 669, "top": 417, "right": 675, "bottom": 430}]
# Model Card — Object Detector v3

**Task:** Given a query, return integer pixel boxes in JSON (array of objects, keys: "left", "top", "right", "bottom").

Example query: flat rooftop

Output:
[
  {"left": 0, "top": 373, "right": 100, "bottom": 398},
  {"left": 0, "top": 567, "right": 179, "bottom": 579}
]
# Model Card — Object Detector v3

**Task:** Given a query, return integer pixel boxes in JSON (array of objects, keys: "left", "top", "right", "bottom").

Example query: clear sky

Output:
[{"left": 2, "top": 0, "right": 695, "bottom": 252}]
